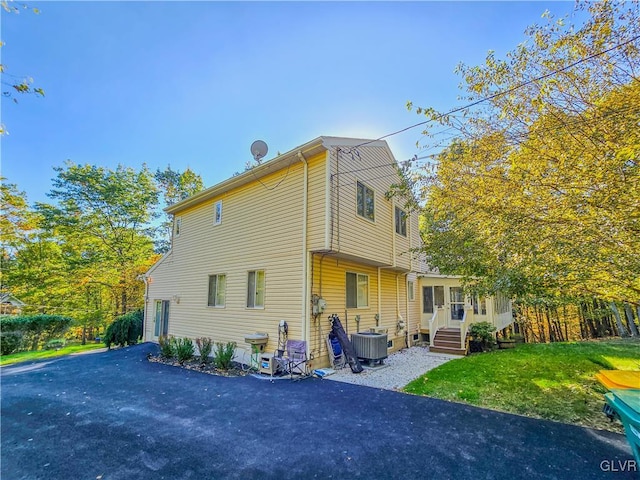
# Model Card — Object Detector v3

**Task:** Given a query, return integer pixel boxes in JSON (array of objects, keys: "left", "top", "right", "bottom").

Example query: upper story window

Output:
[
  {"left": 346, "top": 272, "right": 369, "bottom": 308},
  {"left": 356, "top": 181, "right": 375, "bottom": 221},
  {"left": 247, "top": 270, "right": 265, "bottom": 308},
  {"left": 175, "top": 217, "right": 182, "bottom": 236},
  {"left": 207, "top": 274, "right": 226, "bottom": 307},
  {"left": 395, "top": 206, "right": 407, "bottom": 236},
  {"left": 214, "top": 200, "right": 222, "bottom": 225},
  {"left": 408, "top": 281, "right": 415, "bottom": 301}
]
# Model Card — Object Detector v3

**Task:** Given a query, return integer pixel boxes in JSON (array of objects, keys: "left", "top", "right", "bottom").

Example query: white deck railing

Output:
[
  {"left": 429, "top": 307, "right": 446, "bottom": 347},
  {"left": 460, "top": 307, "right": 473, "bottom": 351}
]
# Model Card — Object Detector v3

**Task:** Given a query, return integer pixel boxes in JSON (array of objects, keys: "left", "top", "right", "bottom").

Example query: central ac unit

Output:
[{"left": 351, "top": 332, "right": 388, "bottom": 366}]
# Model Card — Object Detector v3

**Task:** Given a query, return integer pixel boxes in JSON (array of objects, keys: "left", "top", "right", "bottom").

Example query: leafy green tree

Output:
[
  {"left": 0, "top": 0, "right": 44, "bottom": 135},
  {"left": 0, "top": 179, "right": 66, "bottom": 314},
  {"left": 408, "top": 1, "right": 640, "bottom": 307},
  {"left": 154, "top": 166, "right": 204, "bottom": 252},
  {"left": 37, "top": 162, "right": 160, "bottom": 316}
]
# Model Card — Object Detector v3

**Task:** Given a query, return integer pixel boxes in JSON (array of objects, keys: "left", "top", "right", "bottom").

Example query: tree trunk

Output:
[
  {"left": 545, "top": 307, "right": 556, "bottom": 342},
  {"left": 609, "top": 302, "right": 629, "bottom": 337},
  {"left": 623, "top": 304, "right": 639, "bottom": 336}
]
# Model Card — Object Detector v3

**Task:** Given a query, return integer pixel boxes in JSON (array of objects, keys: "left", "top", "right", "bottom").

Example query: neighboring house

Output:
[
  {"left": 143, "top": 136, "right": 512, "bottom": 366},
  {"left": 0, "top": 293, "right": 26, "bottom": 315}
]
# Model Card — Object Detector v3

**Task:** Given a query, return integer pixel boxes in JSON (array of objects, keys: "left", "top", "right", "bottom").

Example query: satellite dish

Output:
[{"left": 250, "top": 140, "right": 268, "bottom": 162}]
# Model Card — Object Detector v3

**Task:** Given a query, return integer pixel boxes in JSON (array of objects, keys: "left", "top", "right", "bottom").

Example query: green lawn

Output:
[
  {"left": 0, "top": 343, "right": 106, "bottom": 366},
  {"left": 404, "top": 338, "right": 640, "bottom": 433}
]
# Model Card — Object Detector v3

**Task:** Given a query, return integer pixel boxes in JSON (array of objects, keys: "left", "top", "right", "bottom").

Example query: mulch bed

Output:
[{"left": 147, "top": 354, "right": 248, "bottom": 377}]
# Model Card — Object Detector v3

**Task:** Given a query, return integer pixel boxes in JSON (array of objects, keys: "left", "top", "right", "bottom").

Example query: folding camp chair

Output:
[
  {"left": 326, "top": 333, "right": 345, "bottom": 369},
  {"left": 271, "top": 339, "right": 311, "bottom": 381}
]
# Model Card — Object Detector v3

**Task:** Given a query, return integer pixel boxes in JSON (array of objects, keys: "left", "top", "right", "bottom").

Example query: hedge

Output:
[{"left": 0, "top": 314, "right": 73, "bottom": 355}]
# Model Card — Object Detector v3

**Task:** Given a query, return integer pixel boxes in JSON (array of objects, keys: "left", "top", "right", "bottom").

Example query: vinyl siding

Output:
[
  {"left": 327, "top": 144, "right": 418, "bottom": 270},
  {"left": 305, "top": 151, "right": 329, "bottom": 250},
  {"left": 146, "top": 161, "right": 306, "bottom": 354},
  {"left": 309, "top": 255, "right": 412, "bottom": 367},
  {"left": 145, "top": 137, "right": 424, "bottom": 367}
]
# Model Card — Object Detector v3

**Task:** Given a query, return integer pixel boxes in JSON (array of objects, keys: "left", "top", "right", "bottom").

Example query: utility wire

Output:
[{"left": 349, "top": 34, "right": 640, "bottom": 150}]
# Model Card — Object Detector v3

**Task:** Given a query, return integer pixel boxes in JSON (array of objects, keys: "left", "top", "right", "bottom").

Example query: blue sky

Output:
[{"left": 2, "top": 1, "right": 581, "bottom": 205}]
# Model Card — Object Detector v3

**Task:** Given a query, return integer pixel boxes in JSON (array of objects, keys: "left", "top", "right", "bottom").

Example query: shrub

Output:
[
  {"left": 213, "top": 341, "right": 236, "bottom": 370},
  {"left": 158, "top": 335, "right": 175, "bottom": 359},
  {"left": 174, "top": 337, "right": 194, "bottom": 364},
  {"left": 469, "top": 321, "right": 497, "bottom": 352},
  {"left": 44, "top": 338, "right": 66, "bottom": 350},
  {"left": 0, "top": 314, "right": 73, "bottom": 352},
  {"left": 195, "top": 337, "right": 213, "bottom": 364},
  {"left": 103, "top": 310, "right": 143, "bottom": 349},
  {"left": 0, "top": 331, "right": 23, "bottom": 356}
]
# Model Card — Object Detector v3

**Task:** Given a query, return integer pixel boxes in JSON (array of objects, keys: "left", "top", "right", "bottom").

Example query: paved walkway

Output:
[
  {"left": 326, "top": 345, "right": 458, "bottom": 390},
  {"left": 1, "top": 343, "right": 635, "bottom": 479}
]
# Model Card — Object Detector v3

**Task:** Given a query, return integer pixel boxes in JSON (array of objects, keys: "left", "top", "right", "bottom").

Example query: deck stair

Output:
[{"left": 430, "top": 328, "right": 467, "bottom": 355}]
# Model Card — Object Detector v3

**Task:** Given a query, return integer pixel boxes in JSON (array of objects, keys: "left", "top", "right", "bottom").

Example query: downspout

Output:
[
  {"left": 138, "top": 274, "right": 150, "bottom": 341},
  {"left": 299, "top": 151, "right": 310, "bottom": 346},
  {"left": 396, "top": 274, "right": 400, "bottom": 340},
  {"left": 404, "top": 273, "right": 410, "bottom": 347},
  {"left": 392, "top": 203, "right": 396, "bottom": 268},
  {"left": 325, "top": 149, "right": 332, "bottom": 251},
  {"left": 377, "top": 267, "right": 382, "bottom": 326}
]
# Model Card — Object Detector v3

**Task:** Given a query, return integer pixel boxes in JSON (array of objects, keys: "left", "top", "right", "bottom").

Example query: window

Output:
[
  {"left": 214, "top": 200, "right": 222, "bottom": 225},
  {"left": 207, "top": 274, "right": 226, "bottom": 307},
  {"left": 395, "top": 207, "right": 407, "bottom": 236},
  {"left": 422, "top": 286, "right": 444, "bottom": 314},
  {"left": 247, "top": 270, "right": 265, "bottom": 308},
  {"left": 346, "top": 272, "right": 369, "bottom": 308},
  {"left": 472, "top": 295, "right": 487, "bottom": 315},
  {"left": 356, "top": 181, "right": 375, "bottom": 221},
  {"left": 494, "top": 293, "right": 510, "bottom": 315},
  {"left": 408, "top": 281, "right": 414, "bottom": 301},
  {"left": 175, "top": 217, "right": 181, "bottom": 236}
]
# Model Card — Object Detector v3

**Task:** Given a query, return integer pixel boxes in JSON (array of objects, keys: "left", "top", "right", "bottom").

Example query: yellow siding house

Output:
[{"left": 143, "top": 136, "right": 512, "bottom": 367}]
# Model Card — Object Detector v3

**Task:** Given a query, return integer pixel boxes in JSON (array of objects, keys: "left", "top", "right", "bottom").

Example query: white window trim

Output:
[
  {"left": 247, "top": 269, "right": 265, "bottom": 309},
  {"left": 346, "top": 271, "right": 369, "bottom": 309},
  {"left": 408, "top": 281, "right": 415, "bottom": 301},
  {"left": 214, "top": 200, "right": 222, "bottom": 226},
  {"left": 395, "top": 206, "right": 407, "bottom": 237},
  {"left": 175, "top": 217, "right": 182, "bottom": 236},
  {"left": 207, "top": 274, "right": 226, "bottom": 308},
  {"left": 356, "top": 181, "right": 375, "bottom": 222}
]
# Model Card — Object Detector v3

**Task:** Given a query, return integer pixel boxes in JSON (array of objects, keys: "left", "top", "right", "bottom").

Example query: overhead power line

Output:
[{"left": 351, "top": 34, "right": 640, "bottom": 150}]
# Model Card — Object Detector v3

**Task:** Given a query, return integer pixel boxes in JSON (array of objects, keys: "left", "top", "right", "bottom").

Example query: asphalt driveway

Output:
[{"left": 1, "top": 343, "right": 635, "bottom": 480}]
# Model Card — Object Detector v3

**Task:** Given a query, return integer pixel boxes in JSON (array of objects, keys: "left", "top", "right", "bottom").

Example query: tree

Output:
[
  {"left": 0, "top": 1, "right": 44, "bottom": 135},
  {"left": 408, "top": 1, "right": 640, "bottom": 307},
  {"left": 37, "top": 162, "right": 160, "bottom": 316},
  {"left": 154, "top": 166, "right": 204, "bottom": 252}
]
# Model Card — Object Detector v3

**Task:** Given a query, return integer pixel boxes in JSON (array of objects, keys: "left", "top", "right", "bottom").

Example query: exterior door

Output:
[
  {"left": 154, "top": 300, "right": 170, "bottom": 338},
  {"left": 449, "top": 287, "right": 465, "bottom": 325}
]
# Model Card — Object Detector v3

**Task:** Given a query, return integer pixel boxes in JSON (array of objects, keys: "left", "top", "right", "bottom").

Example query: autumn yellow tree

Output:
[{"left": 409, "top": 2, "right": 639, "bottom": 314}]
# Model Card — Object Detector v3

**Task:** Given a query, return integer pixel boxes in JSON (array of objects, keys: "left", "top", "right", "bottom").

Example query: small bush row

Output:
[
  {"left": 0, "top": 314, "right": 73, "bottom": 355},
  {"left": 158, "top": 336, "right": 237, "bottom": 370}
]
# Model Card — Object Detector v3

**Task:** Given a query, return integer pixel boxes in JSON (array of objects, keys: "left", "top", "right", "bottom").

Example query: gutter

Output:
[
  {"left": 166, "top": 137, "right": 326, "bottom": 215},
  {"left": 298, "top": 151, "right": 310, "bottom": 348}
]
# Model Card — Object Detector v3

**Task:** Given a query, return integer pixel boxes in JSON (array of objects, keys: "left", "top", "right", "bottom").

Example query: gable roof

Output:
[
  {"left": 165, "top": 136, "right": 390, "bottom": 215},
  {"left": 0, "top": 293, "right": 26, "bottom": 307}
]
